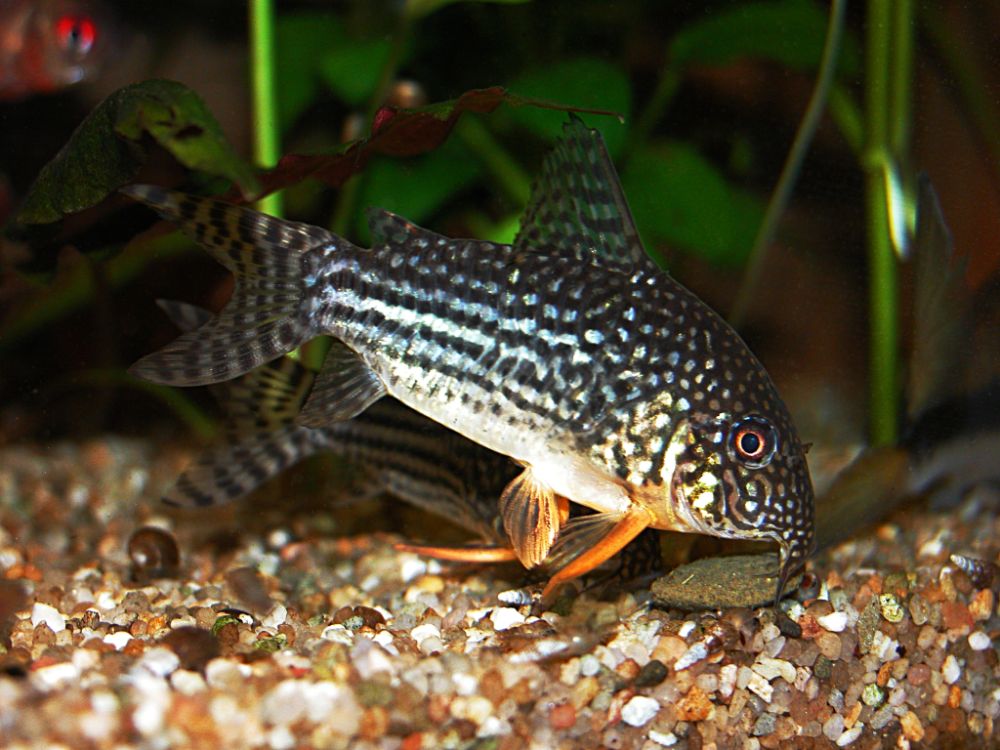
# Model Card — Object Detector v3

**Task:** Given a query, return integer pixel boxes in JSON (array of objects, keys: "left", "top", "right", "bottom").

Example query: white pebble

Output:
[
  {"left": 648, "top": 729, "right": 678, "bottom": 746},
  {"left": 135, "top": 647, "right": 179, "bottom": 677},
  {"left": 352, "top": 639, "right": 395, "bottom": 679},
  {"left": 205, "top": 658, "right": 250, "bottom": 690},
  {"left": 817, "top": 611, "right": 848, "bottom": 632},
  {"left": 451, "top": 695, "right": 494, "bottom": 725},
  {"left": 579, "top": 654, "right": 601, "bottom": 677},
  {"left": 836, "top": 725, "right": 864, "bottom": 746},
  {"left": 968, "top": 632, "right": 992, "bottom": 651},
  {"left": 103, "top": 631, "right": 132, "bottom": 650},
  {"left": 262, "top": 681, "right": 309, "bottom": 725},
  {"left": 746, "top": 671, "right": 774, "bottom": 702},
  {"left": 410, "top": 622, "right": 442, "bottom": 644},
  {"left": 918, "top": 537, "right": 943, "bottom": 558},
  {"left": 171, "top": 669, "right": 206, "bottom": 695},
  {"left": 760, "top": 622, "right": 781, "bottom": 642},
  {"left": 674, "top": 641, "right": 710, "bottom": 671},
  {"left": 752, "top": 656, "right": 796, "bottom": 684},
  {"left": 31, "top": 602, "right": 66, "bottom": 633},
  {"left": 490, "top": 607, "right": 526, "bottom": 631},
  {"left": 302, "top": 683, "right": 361, "bottom": 730},
  {"left": 452, "top": 671, "right": 479, "bottom": 696},
  {"left": 823, "top": 713, "right": 845, "bottom": 741},
  {"left": 718, "top": 664, "right": 738, "bottom": 699},
  {"left": 371, "top": 630, "right": 398, "bottom": 654},
  {"left": 261, "top": 604, "right": 287, "bottom": 629},
  {"left": 268, "top": 725, "right": 296, "bottom": 750},
  {"left": 96, "top": 590, "right": 117, "bottom": 610},
  {"left": 399, "top": 557, "right": 427, "bottom": 582},
  {"left": 942, "top": 654, "right": 961, "bottom": 684},
  {"left": 30, "top": 661, "right": 79, "bottom": 691},
  {"left": 418, "top": 636, "right": 444, "bottom": 655},
  {"left": 677, "top": 620, "right": 697, "bottom": 638},
  {"left": 621, "top": 695, "right": 659, "bottom": 727},
  {"left": 321, "top": 624, "right": 354, "bottom": 645}
]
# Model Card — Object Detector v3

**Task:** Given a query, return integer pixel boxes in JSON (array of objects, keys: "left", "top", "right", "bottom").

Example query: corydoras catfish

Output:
[{"left": 126, "top": 117, "right": 815, "bottom": 600}]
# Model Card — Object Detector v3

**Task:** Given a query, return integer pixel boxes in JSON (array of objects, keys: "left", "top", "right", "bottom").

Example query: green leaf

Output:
[
  {"left": 317, "top": 35, "right": 392, "bottom": 108},
  {"left": 274, "top": 12, "right": 339, "bottom": 131},
  {"left": 276, "top": 12, "right": 394, "bottom": 126},
  {"left": 507, "top": 58, "right": 631, "bottom": 156},
  {"left": 623, "top": 143, "right": 764, "bottom": 267},
  {"left": 18, "top": 80, "right": 257, "bottom": 225},
  {"left": 354, "top": 138, "right": 482, "bottom": 242},
  {"left": 670, "top": 0, "right": 860, "bottom": 74}
]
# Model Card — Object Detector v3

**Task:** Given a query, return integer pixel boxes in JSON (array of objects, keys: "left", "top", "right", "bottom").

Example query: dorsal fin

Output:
[
  {"left": 515, "top": 116, "right": 646, "bottom": 269},
  {"left": 366, "top": 207, "right": 451, "bottom": 249}
]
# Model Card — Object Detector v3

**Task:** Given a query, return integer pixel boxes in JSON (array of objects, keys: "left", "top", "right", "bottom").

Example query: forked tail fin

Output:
[
  {"left": 124, "top": 185, "right": 347, "bottom": 386},
  {"left": 156, "top": 299, "right": 333, "bottom": 507}
]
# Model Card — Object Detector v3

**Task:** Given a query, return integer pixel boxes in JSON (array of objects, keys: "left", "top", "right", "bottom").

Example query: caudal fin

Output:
[
  {"left": 125, "top": 185, "right": 345, "bottom": 386},
  {"left": 156, "top": 299, "right": 333, "bottom": 507}
]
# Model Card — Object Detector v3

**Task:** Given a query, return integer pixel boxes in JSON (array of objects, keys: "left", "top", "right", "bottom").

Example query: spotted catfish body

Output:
[{"left": 126, "top": 118, "right": 815, "bottom": 599}]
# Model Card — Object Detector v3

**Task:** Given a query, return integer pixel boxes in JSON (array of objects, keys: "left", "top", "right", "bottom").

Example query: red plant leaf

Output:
[{"left": 254, "top": 87, "right": 620, "bottom": 198}]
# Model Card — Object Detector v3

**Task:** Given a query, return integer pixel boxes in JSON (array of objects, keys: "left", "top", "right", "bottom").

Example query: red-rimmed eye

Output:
[
  {"left": 729, "top": 416, "right": 777, "bottom": 468},
  {"left": 55, "top": 15, "right": 97, "bottom": 56}
]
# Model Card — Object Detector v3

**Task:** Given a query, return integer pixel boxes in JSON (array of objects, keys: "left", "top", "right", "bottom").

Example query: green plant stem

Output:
[
  {"left": 729, "top": 0, "right": 845, "bottom": 327},
  {"left": 827, "top": 84, "right": 864, "bottom": 155},
  {"left": 863, "top": 0, "right": 910, "bottom": 447},
  {"left": 249, "top": 0, "right": 283, "bottom": 216}
]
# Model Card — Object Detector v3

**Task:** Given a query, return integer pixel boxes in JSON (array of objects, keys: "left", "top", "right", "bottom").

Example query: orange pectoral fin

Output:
[
  {"left": 499, "top": 468, "right": 559, "bottom": 568},
  {"left": 541, "top": 506, "right": 653, "bottom": 600},
  {"left": 393, "top": 542, "right": 519, "bottom": 563}
]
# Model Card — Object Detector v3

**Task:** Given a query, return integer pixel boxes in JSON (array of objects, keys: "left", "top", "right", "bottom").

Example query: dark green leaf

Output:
[
  {"left": 507, "top": 58, "right": 631, "bottom": 156},
  {"left": 275, "top": 13, "right": 341, "bottom": 131},
  {"left": 276, "top": 12, "right": 394, "bottom": 126},
  {"left": 316, "top": 32, "right": 392, "bottom": 107},
  {"left": 670, "top": 0, "right": 860, "bottom": 74},
  {"left": 623, "top": 143, "right": 764, "bottom": 267},
  {"left": 18, "top": 80, "right": 257, "bottom": 225}
]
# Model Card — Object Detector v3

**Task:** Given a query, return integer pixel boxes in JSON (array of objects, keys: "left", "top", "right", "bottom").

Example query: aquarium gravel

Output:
[{"left": 0, "top": 438, "right": 998, "bottom": 749}]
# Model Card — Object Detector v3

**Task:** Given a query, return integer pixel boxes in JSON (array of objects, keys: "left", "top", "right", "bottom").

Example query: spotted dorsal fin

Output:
[
  {"left": 515, "top": 116, "right": 645, "bottom": 269},
  {"left": 366, "top": 207, "right": 451, "bottom": 249}
]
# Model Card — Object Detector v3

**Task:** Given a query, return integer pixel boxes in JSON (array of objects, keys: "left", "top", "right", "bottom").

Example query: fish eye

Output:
[
  {"left": 728, "top": 416, "right": 777, "bottom": 468},
  {"left": 55, "top": 15, "right": 97, "bottom": 56}
]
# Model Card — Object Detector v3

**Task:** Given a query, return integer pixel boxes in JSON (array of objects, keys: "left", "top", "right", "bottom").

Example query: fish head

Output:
[
  {"left": 656, "top": 405, "right": 815, "bottom": 598},
  {"left": 8, "top": 1, "right": 112, "bottom": 98}
]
